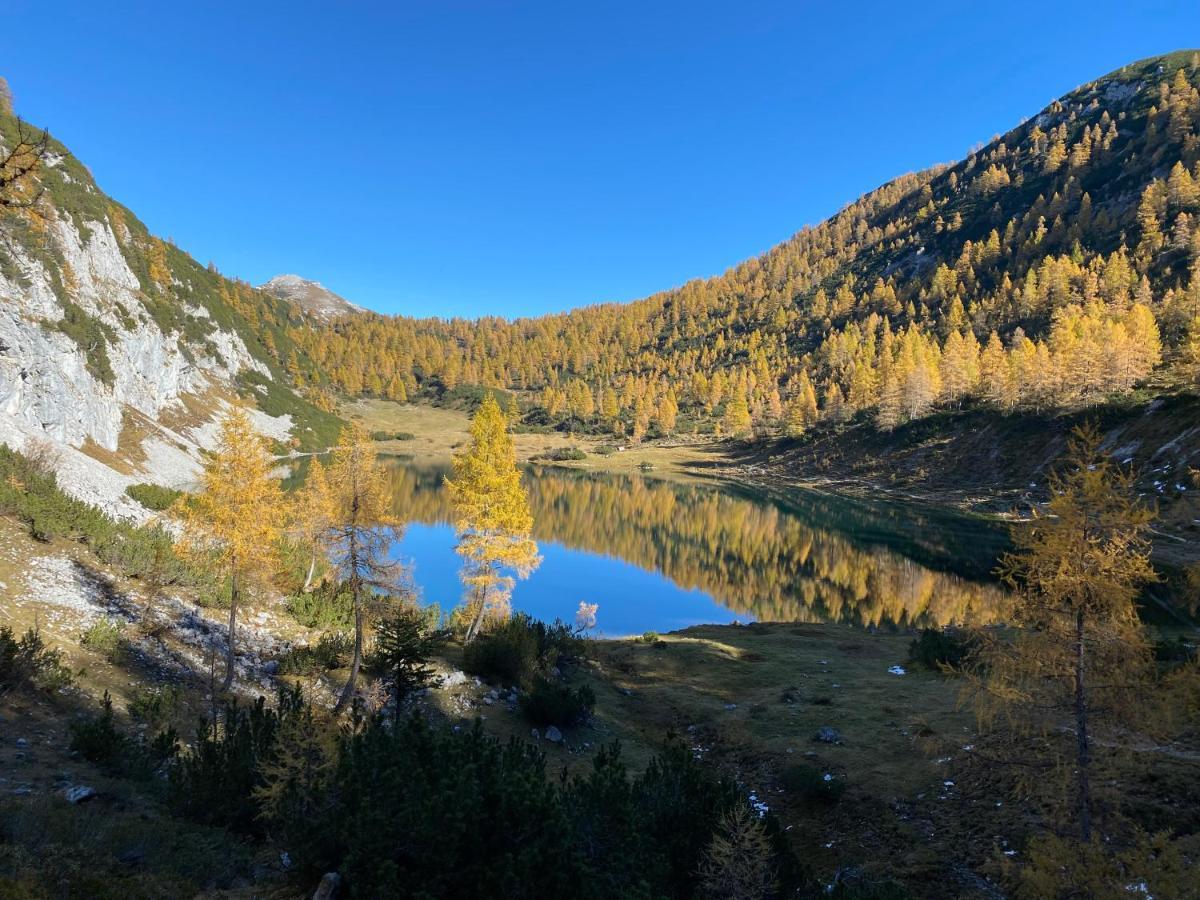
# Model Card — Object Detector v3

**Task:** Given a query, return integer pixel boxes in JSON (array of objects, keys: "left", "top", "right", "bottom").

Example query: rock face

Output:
[
  {"left": 261, "top": 274, "right": 362, "bottom": 322},
  {"left": 0, "top": 119, "right": 309, "bottom": 520}
]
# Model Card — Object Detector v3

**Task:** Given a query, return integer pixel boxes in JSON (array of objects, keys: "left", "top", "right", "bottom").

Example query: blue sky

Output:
[{"left": 4, "top": 1, "right": 1197, "bottom": 318}]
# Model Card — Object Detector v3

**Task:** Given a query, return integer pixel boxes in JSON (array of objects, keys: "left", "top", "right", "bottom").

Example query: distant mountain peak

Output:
[{"left": 261, "top": 274, "right": 363, "bottom": 321}]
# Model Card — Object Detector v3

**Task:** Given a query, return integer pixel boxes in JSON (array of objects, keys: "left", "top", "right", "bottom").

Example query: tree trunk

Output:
[
  {"left": 1074, "top": 608, "right": 1092, "bottom": 842},
  {"left": 334, "top": 527, "right": 362, "bottom": 714},
  {"left": 302, "top": 551, "right": 317, "bottom": 593},
  {"left": 334, "top": 580, "right": 363, "bottom": 714},
  {"left": 222, "top": 566, "right": 239, "bottom": 692},
  {"left": 464, "top": 580, "right": 489, "bottom": 644}
]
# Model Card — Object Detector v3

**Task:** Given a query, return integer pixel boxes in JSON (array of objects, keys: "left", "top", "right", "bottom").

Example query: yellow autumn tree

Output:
[
  {"left": 967, "top": 426, "right": 1157, "bottom": 844},
  {"left": 722, "top": 392, "right": 752, "bottom": 439},
  {"left": 326, "top": 424, "right": 402, "bottom": 712},
  {"left": 445, "top": 393, "right": 541, "bottom": 643},
  {"left": 292, "top": 457, "right": 336, "bottom": 593},
  {"left": 656, "top": 391, "right": 678, "bottom": 436},
  {"left": 175, "top": 408, "right": 284, "bottom": 691}
]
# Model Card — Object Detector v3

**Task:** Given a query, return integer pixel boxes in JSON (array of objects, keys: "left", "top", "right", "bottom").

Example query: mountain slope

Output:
[
  {"left": 294, "top": 50, "right": 1200, "bottom": 436},
  {"left": 0, "top": 113, "right": 341, "bottom": 518}
]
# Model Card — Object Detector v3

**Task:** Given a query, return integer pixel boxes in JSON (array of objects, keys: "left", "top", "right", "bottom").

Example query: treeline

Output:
[{"left": 276, "top": 53, "right": 1200, "bottom": 439}]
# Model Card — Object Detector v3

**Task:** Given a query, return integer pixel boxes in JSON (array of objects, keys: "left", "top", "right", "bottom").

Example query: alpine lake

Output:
[{"left": 370, "top": 457, "right": 1016, "bottom": 637}]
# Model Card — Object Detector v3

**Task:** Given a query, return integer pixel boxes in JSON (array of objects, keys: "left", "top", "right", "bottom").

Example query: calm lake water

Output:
[{"left": 379, "top": 460, "right": 1013, "bottom": 637}]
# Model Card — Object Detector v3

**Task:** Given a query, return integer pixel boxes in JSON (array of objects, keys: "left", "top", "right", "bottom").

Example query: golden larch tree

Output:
[
  {"left": 175, "top": 408, "right": 285, "bottom": 691},
  {"left": 445, "top": 393, "right": 540, "bottom": 643},
  {"left": 722, "top": 392, "right": 752, "bottom": 439},
  {"left": 326, "top": 424, "right": 402, "bottom": 713},
  {"left": 968, "top": 425, "right": 1157, "bottom": 844},
  {"left": 292, "top": 457, "right": 336, "bottom": 593}
]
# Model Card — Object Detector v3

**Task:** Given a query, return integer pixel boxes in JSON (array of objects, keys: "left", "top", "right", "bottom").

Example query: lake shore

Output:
[{"left": 345, "top": 398, "right": 1200, "bottom": 577}]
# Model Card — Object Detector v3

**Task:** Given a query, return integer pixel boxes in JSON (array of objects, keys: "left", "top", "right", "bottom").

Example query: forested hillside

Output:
[{"left": 286, "top": 51, "right": 1200, "bottom": 439}]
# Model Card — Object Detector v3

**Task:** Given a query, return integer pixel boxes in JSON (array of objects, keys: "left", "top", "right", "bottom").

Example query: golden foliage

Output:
[
  {"left": 291, "top": 457, "right": 336, "bottom": 591},
  {"left": 174, "top": 408, "right": 284, "bottom": 689},
  {"left": 445, "top": 394, "right": 540, "bottom": 640},
  {"left": 1013, "top": 829, "right": 1198, "bottom": 900},
  {"left": 696, "top": 803, "right": 779, "bottom": 900},
  {"left": 967, "top": 425, "right": 1159, "bottom": 845}
]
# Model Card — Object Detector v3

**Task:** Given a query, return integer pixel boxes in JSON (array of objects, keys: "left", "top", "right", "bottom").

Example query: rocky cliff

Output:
[{"left": 0, "top": 112, "right": 339, "bottom": 520}]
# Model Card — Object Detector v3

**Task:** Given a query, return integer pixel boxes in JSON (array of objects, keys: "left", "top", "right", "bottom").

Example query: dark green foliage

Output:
[
  {"left": 536, "top": 446, "right": 588, "bottom": 461},
  {"left": 236, "top": 369, "right": 342, "bottom": 451},
  {"left": 827, "top": 874, "right": 912, "bottom": 899},
  {"left": 128, "top": 684, "right": 183, "bottom": 729},
  {"left": 278, "top": 631, "right": 353, "bottom": 675},
  {"left": 0, "top": 445, "right": 196, "bottom": 585},
  {"left": 519, "top": 676, "right": 595, "bottom": 727},
  {"left": 79, "top": 617, "right": 129, "bottom": 664},
  {"left": 69, "top": 691, "right": 178, "bottom": 778},
  {"left": 287, "top": 581, "right": 354, "bottom": 629},
  {"left": 125, "top": 482, "right": 183, "bottom": 511},
  {"left": 75, "top": 667, "right": 806, "bottom": 899},
  {"left": 55, "top": 299, "right": 115, "bottom": 385},
  {"left": 289, "top": 721, "right": 797, "bottom": 900},
  {"left": 69, "top": 691, "right": 128, "bottom": 767},
  {"left": 461, "top": 615, "right": 540, "bottom": 684},
  {"left": 168, "top": 687, "right": 303, "bottom": 832},
  {"left": 365, "top": 610, "right": 442, "bottom": 720},
  {"left": 781, "top": 763, "right": 847, "bottom": 804},
  {"left": 0, "top": 625, "right": 72, "bottom": 693},
  {"left": 436, "top": 383, "right": 514, "bottom": 411},
  {"left": 369, "top": 430, "right": 414, "bottom": 441},
  {"left": 1154, "top": 635, "right": 1197, "bottom": 664},
  {"left": 907, "top": 628, "right": 977, "bottom": 671},
  {"left": 196, "top": 575, "right": 233, "bottom": 610},
  {"left": 462, "top": 613, "right": 584, "bottom": 685}
]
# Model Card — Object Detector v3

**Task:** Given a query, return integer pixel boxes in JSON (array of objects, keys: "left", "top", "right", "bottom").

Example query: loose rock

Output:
[
  {"left": 814, "top": 726, "right": 842, "bottom": 744},
  {"left": 64, "top": 785, "right": 96, "bottom": 804}
]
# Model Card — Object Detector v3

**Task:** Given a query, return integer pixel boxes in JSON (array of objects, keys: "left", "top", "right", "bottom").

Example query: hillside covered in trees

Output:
[{"left": 281, "top": 51, "right": 1200, "bottom": 441}]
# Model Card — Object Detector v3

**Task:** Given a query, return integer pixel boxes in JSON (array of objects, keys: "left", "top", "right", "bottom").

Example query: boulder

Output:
[
  {"left": 64, "top": 785, "right": 96, "bottom": 804},
  {"left": 544, "top": 725, "right": 564, "bottom": 743},
  {"left": 814, "top": 726, "right": 842, "bottom": 744}
]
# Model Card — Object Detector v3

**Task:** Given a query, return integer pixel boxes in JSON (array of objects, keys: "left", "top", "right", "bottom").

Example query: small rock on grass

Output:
[
  {"left": 814, "top": 726, "right": 842, "bottom": 744},
  {"left": 64, "top": 785, "right": 96, "bottom": 804}
]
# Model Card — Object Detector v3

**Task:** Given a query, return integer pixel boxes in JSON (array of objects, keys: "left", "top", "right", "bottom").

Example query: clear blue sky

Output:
[{"left": 4, "top": 1, "right": 1197, "bottom": 318}]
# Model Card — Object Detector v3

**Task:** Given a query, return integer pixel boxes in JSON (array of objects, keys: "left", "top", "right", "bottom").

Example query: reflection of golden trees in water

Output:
[{"left": 383, "top": 463, "right": 1010, "bottom": 628}]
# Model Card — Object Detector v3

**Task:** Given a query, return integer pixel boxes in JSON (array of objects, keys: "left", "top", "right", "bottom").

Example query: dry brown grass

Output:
[{"left": 342, "top": 398, "right": 728, "bottom": 480}]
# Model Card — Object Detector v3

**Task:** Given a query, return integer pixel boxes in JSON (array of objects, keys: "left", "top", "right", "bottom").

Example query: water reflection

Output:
[{"left": 379, "top": 460, "right": 1012, "bottom": 633}]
